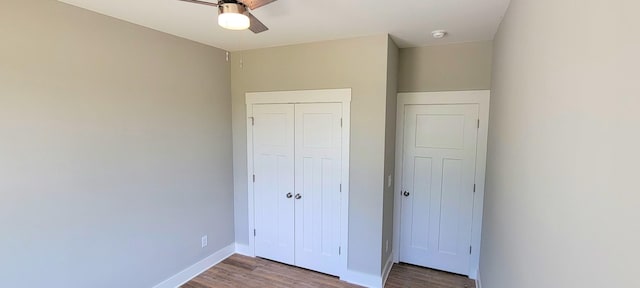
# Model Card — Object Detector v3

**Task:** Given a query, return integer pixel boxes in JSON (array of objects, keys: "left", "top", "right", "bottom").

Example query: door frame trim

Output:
[
  {"left": 245, "top": 88, "right": 351, "bottom": 279},
  {"left": 392, "top": 90, "right": 490, "bottom": 279}
]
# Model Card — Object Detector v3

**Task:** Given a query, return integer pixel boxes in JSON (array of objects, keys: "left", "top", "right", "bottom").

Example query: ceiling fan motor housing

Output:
[{"left": 219, "top": 2, "right": 247, "bottom": 15}]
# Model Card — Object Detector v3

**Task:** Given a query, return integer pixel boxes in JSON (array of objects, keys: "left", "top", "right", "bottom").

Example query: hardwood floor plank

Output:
[
  {"left": 386, "top": 263, "right": 475, "bottom": 288},
  {"left": 182, "top": 254, "right": 475, "bottom": 288}
]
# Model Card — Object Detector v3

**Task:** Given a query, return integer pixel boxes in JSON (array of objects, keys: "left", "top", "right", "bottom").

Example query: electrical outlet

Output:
[
  {"left": 387, "top": 174, "right": 392, "bottom": 188},
  {"left": 201, "top": 235, "right": 208, "bottom": 248},
  {"left": 386, "top": 240, "right": 389, "bottom": 252}
]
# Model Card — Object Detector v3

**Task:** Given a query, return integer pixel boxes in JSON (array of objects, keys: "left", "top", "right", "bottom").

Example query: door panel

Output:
[
  {"left": 400, "top": 104, "right": 479, "bottom": 275},
  {"left": 439, "top": 158, "right": 464, "bottom": 255},
  {"left": 294, "top": 103, "right": 342, "bottom": 277},
  {"left": 252, "top": 104, "right": 295, "bottom": 265},
  {"left": 410, "top": 156, "right": 433, "bottom": 250}
]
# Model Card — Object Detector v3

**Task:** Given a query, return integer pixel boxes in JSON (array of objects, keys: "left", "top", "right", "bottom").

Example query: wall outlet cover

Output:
[{"left": 201, "top": 235, "right": 208, "bottom": 248}]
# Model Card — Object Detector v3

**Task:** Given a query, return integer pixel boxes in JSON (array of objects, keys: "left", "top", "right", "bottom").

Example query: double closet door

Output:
[{"left": 251, "top": 103, "right": 343, "bottom": 277}]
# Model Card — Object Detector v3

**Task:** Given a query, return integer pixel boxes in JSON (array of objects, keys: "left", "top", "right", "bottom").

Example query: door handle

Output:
[
  {"left": 295, "top": 194, "right": 302, "bottom": 200},
  {"left": 403, "top": 191, "right": 410, "bottom": 197},
  {"left": 286, "top": 193, "right": 293, "bottom": 199}
]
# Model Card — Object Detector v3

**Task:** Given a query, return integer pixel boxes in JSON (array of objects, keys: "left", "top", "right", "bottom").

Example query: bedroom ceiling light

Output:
[
  {"left": 218, "top": 3, "right": 250, "bottom": 30},
  {"left": 432, "top": 30, "right": 447, "bottom": 39}
]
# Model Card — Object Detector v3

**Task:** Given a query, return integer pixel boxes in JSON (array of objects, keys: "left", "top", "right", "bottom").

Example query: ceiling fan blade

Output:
[
  {"left": 245, "top": 11, "right": 269, "bottom": 33},
  {"left": 177, "top": 0, "right": 219, "bottom": 7},
  {"left": 240, "top": 0, "right": 277, "bottom": 10}
]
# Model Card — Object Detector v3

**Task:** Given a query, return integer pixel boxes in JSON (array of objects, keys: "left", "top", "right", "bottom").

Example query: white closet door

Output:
[
  {"left": 399, "top": 104, "right": 479, "bottom": 275},
  {"left": 252, "top": 104, "right": 295, "bottom": 265},
  {"left": 294, "top": 103, "right": 342, "bottom": 276}
]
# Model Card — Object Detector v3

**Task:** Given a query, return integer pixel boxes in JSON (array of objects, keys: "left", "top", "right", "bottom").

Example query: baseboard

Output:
[
  {"left": 234, "top": 243, "right": 252, "bottom": 256},
  {"left": 476, "top": 269, "right": 482, "bottom": 288},
  {"left": 381, "top": 255, "right": 394, "bottom": 287},
  {"left": 341, "top": 269, "right": 383, "bottom": 288},
  {"left": 153, "top": 243, "right": 235, "bottom": 288}
]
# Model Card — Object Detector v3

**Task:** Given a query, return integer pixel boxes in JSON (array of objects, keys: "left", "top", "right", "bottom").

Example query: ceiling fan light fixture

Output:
[{"left": 218, "top": 3, "right": 250, "bottom": 30}]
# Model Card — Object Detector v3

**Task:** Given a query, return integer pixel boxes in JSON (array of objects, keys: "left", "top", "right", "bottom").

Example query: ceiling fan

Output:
[{"left": 178, "top": 0, "right": 276, "bottom": 33}]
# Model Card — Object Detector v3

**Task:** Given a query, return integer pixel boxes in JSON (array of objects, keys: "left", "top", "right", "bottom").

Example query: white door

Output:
[
  {"left": 399, "top": 104, "right": 479, "bottom": 275},
  {"left": 294, "top": 103, "right": 343, "bottom": 276},
  {"left": 252, "top": 104, "right": 295, "bottom": 265}
]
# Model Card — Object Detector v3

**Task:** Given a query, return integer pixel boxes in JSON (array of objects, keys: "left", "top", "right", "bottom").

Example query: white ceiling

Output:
[{"left": 58, "top": 0, "right": 511, "bottom": 51}]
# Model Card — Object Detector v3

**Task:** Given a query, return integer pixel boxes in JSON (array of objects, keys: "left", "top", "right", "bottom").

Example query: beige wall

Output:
[
  {"left": 381, "top": 36, "right": 399, "bottom": 269},
  {"left": 398, "top": 41, "right": 493, "bottom": 92},
  {"left": 482, "top": 0, "right": 640, "bottom": 287},
  {"left": 0, "top": 1, "right": 233, "bottom": 287},
  {"left": 231, "top": 35, "right": 390, "bottom": 275}
]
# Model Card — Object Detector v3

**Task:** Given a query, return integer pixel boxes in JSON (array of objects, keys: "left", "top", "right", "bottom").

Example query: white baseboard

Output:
[
  {"left": 234, "top": 243, "right": 252, "bottom": 256},
  {"left": 341, "top": 269, "right": 383, "bottom": 288},
  {"left": 153, "top": 243, "right": 235, "bottom": 288},
  {"left": 381, "top": 255, "right": 394, "bottom": 287}
]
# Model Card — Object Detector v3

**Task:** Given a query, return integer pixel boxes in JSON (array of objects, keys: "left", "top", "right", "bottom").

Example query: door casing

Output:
[
  {"left": 246, "top": 89, "right": 351, "bottom": 279},
  {"left": 392, "top": 91, "right": 490, "bottom": 280}
]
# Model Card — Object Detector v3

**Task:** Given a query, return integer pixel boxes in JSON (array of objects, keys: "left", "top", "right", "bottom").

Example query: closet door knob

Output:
[
  {"left": 286, "top": 193, "right": 293, "bottom": 199},
  {"left": 295, "top": 194, "right": 302, "bottom": 200},
  {"left": 403, "top": 191, "right": 410, "bottom": 197}
]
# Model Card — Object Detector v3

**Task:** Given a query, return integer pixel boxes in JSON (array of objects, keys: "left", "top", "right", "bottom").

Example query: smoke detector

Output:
[{"left": 432, "top": 30, "right": 447, "bottom": 39}]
